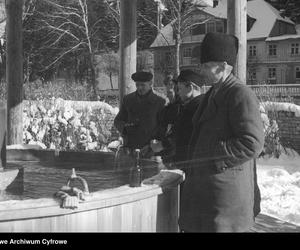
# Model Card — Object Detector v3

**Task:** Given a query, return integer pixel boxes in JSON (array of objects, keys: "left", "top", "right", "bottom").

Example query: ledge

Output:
[
  {"left": 0, "top": 184, "right": 169, "bottom": 222},
  {"left": 6, "top": 148, "right": 115, "bottom": 165}
]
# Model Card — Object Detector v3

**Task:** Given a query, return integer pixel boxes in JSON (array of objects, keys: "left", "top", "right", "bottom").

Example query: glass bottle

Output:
[{"left": 129, "top": 149, "right": 142, "bottom": 187}]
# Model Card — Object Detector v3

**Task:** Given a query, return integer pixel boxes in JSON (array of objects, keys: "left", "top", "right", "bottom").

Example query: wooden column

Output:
[
  {"left": 227, "top": 0, "right": 247, "bottom": 84},
  {"left": 5, "top": 0, "right": 24, "bottom": 144},
  {"left": 119, "top": 0, "right": 137, "bottom": 106},
  {"left": 0, "top": 106, "right": 6, "bottom": 169}
]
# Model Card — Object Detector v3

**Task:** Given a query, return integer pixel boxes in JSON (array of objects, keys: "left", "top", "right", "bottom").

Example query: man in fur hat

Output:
[{"left": 179, "top": 33, "right": 265, "bottom": 232}]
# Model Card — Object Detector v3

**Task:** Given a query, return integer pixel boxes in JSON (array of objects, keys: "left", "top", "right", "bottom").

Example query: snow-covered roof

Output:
[
  {"left": 265, "top": 34, "right": 300, "bottom": 42},
  {"left": 247, "top": 0, "right": 294, "bottom": 40},
  {"left": 0, "top": 2, "right": 5, "bottom": 39},
  {"left": 296, "top": 24, "right": 300, "bottom": 35},
  {"left": 196, "top": 0, "right": 227, "bottom": 19},
  {"left": 151, "top": 0, "right": 295, "bottom": 48},
  {"left": 151, "top": 22, "right": 176, "bottom": 48}
]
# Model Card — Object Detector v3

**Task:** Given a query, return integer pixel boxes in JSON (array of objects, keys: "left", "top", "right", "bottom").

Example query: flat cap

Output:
[
  {"left": 131, "top": 71, "right": 153, "bottom": 82},
  {"left": 177, "top": 69, "right": 204, "bottom": 87}
]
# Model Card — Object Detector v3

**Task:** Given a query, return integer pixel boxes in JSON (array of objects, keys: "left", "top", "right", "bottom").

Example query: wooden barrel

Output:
[
  {"left": 1, "top": 149, "right": 182, "bottom": 232},
  {"left": 0, "top": 179, "right": 180, "bottom": 232}
]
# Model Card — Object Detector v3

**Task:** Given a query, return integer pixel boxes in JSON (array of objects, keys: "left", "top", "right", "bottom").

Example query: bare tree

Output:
[
  {"left": 97, "top": 51, "right": 119, "bottom": 89},
  {"left": 137, "top": 0, "right": 212, "bottom": 76},
  {"left": 24, "top": 0, "right": 117, "bottom": 99}
]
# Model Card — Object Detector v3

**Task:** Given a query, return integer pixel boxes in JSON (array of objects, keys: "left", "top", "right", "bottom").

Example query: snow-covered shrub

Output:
[
  {"left": 23, "top": 98, "right": 118, "bottom": 151},
  {"left": 260, "top": 103, "right": 284, "bottom": 158},
  {"left": 259, "top": 101, "right": 300, "bottom": 158}
]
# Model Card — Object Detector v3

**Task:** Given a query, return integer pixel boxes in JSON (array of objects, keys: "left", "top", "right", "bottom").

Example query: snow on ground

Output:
[{"left": 257, "top": 149, "right": 300, "bottom": 226}]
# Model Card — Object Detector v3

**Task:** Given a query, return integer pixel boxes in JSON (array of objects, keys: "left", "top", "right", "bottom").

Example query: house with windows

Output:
[{"left": 150, "top": 0, "right": 300, "bottom": 86}]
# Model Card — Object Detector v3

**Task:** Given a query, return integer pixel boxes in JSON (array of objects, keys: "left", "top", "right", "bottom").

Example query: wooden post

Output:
[
  {"left": 119, "top": 0, "right": 137, "bottom": 106},
  {"left": 5, "top": 0, "right": 24, "bottom": 144},
  {"left": 0, "top": 105, "right": 6, "bottom": 169},
  {"left": 227, "top": 0, "right": 247, "bottom": 84},
  {"left": 156, "top": 1, "right": 162, "bottom": 32}
]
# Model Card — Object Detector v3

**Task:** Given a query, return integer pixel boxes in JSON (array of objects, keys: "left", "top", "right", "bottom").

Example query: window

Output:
[
  {"left": 249, "top": 45, "right": 257, "bottom": 56},
  {"left": 268, "top": 67, "right": 276, "bottom": 79},
  {"left": 165, "top": 52, "right": 172, "bottom": 66},
  {"left": 192, "top": 24, "right": 205, "bottom": 35},
  {"left": 249, "top": 70, "right": 257, "bottom": 80},
  {"left": 269, "top": 44, "right": 277, "bottom": 56},
  {"left": 296, "top": 67, "right": 300, "bottom": 79},
  {"left": 291, "top": 43, "right": 299, "bottom": 55},
  {"left": 207, "top": 22, "right": 215, "bottom": 33},
  {"left": 183, "top": 48, "right": 192, "bottom": 58},
  {"left": 216, "top": 21, "right": 224, "bottom": 33}
]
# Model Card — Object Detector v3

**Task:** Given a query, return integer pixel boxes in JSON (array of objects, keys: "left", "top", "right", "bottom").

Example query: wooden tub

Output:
[{"left": 0, "top": 149, "right": 181, "bottom": 232}]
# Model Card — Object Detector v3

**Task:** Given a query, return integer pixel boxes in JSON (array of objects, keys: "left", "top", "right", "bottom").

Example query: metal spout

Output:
[
  {"left": 114, "top": 145, "right": 123, "bottom": 169},
  {"left": 67, "top": 168, "right": 89, "bottom": 194}
]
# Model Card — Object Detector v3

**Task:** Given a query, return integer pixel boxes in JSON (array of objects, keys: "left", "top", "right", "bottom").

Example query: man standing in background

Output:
[{"left": 114, "top": 71, "right": 166, "bottom": 168}]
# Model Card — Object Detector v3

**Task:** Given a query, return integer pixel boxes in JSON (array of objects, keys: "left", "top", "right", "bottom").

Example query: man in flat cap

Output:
[
  {"left": 151, "top": 69, "right": 205, "bottom": 167},
  {"left": 179, "top": 33, "right": 265, "bottom": 232},
  {"left": 114, "top": 71, "right": 167, "bottom": 169}
]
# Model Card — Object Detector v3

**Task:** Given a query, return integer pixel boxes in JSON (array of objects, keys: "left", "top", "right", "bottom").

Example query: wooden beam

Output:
[
  {"left": 5, "top": 0, "right": 24, "bottom": 144},
  {"left": 119, "top": 0, "right": 137, "bottom": 106},
  {"left": 227, "top": 0, "right": 247, "bottom": 84},
  {"left": 0, "top": 105, "right": 5, "bottom": 169}
]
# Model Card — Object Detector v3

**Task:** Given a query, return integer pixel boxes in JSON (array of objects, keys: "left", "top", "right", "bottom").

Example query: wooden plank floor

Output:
[{"left": 250, "top": 214, "right": 300, "bottom": 232}]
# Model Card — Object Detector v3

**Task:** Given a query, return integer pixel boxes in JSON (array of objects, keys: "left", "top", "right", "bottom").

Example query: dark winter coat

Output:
[
  {"left": 154, "top": 97, "right": 182, "bottom": 164},
  {"left": 114, "top": 89, "right": 166, "bottom": 149},
  {"left": 174, "top": 95, "right": 204, "bottom": 166},
  {"left": 179, "top": 74, "right": 265, "bottom": 232}
]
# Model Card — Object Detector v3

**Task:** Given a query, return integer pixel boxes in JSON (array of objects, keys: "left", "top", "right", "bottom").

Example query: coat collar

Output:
[
  {"left": 135, "top": 88, "right": 153, "bottom": 99},
  {"left": 192, "top": 74, "right": 238, "bottom": 126}
]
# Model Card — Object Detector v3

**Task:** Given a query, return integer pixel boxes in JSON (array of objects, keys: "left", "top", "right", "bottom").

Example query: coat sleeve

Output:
[
  {"left": 151, "top": 97, "right": 168, "bottom": 139},
  {"left": 113, "top": 97, "right": 128, "bottom": 135},
  {"left": 214, "top": 86, "right": 265, "bottom": 169}
]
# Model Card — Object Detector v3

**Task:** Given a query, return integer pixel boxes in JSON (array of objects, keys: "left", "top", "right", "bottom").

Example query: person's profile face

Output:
[
  {"left": 136, "top": 81, "right": 152, "bottom": 95},
  {"left": 177, "top": 82, "right": 192, "bottom": 102},
  {"left": 164, "top": 80, "right": 176, "bottom": 102},
  {"left": 200, "top": 62, "right": 224, "bottom": 84}
]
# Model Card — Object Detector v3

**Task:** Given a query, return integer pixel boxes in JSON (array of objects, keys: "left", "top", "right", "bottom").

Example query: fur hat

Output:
[
  {"left": 131, "top": 71, "right": 153, "bottom": 82},
  {"left": 200, "top": 32, "right": 239, "bottom": 67},
  {"left": 177, "top": 69, "right": 204, "bottom": 86}
]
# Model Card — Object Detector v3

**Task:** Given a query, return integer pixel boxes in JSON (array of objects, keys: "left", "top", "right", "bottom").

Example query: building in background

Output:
[{"left": 150, "top": 0, "right": 300, "bottom": 86}]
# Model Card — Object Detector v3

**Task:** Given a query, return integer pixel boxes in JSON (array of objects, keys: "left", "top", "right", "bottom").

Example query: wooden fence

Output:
[
  {"left": 154, "top": 84, "right": 300, "bottom": 99},
  {"left": 249, "top": 84, "right": 300, "bottom": 98}
]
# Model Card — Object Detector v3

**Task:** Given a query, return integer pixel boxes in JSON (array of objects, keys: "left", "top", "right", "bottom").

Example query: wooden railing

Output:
[
  {"left": 156, "top": 84, "right": 300, "bottom": 98},
  {"left": 98, "top": 84, "right": 300, "bottom": 100},
  {"left": 249, "top": 84, "right": 300, "bottom": 97}
]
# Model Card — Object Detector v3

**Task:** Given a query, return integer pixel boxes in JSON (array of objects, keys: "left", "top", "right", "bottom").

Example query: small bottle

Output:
[{"left": 129, "top": 149, "right": 142, "bottom": 187}]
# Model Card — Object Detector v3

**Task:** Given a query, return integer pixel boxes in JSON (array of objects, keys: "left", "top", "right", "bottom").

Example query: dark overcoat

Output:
[
  {"left": 174, "top": 95, "right": 204, "bottom": 166},
  {"left": 114, "top": 89, "right": 166, "bottom": 149},
  {"left": 179, "top": 74, "right": 264, "bottom": 232}
]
